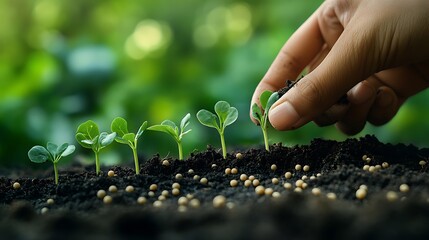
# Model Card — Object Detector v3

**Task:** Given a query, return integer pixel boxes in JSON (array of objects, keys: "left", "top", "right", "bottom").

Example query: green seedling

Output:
[
  {"left": 147, "top": 113, "right": 191, "bottom": 160},
  {"left": 75, "top": 120, "right": 116, "bottom": 175},
  {"left": 111, "top": 117, "right": 148, "bottom": 174},
  {"left": 197, "top": 101, "right": 238, "bottom": 159},
  {"left": 252, "top": 90, "right": 279, "bottom": 151},
  {"left": 28, "top": 142, "right": 75, "bottom": 185}
]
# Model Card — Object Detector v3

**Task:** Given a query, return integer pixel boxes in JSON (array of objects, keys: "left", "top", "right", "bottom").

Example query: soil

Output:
[{"left": 2, "top": 135, "right": 429, "bottom": 240}]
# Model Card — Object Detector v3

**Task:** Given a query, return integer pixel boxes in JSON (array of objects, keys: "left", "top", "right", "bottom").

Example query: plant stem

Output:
[
  {"left": 53, "top": 162, "right": 59, "bottom": 185},
  {"left": 95, "top": 151, "right": 100, "bottom": 175},
  {"left": 262, "top": 128, "right": 269, "bottom": 151},
  {"left": 220, "top": 132, "right": 227, "bottom": 159},
  {"left": 132, "top": 146, "right": 140, "bottom": 174},
  {"left": 177, "top": 141, "right": 183, "bottom": 160}
]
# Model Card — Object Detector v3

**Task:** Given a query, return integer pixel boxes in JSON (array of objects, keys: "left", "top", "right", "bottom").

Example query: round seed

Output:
[
  {"left": 186, "top": 194, "right": 194, "bottom": 199},
  {"left": 252, "top": 179, "right": 260, "bottom": 187},
  {"left": 12, "top": 182, "right": 21, "bottom": 190},
  {"left": 386, "top": 191, "right": 398, "bottom": 202},
  {"left": 175, "top": 173, "right": 183, "bottom": 180},
  {"left": 356, "top": 189, "right": 367, "bottom": 200},
  {"left": 272, "top": 178, "right": 279, "bottom": 185},
  {"left": 148, "top": 191, "right": 155, "bottom": 197},
  {"left": 235, "top": 152, "right": 243, "bottom": 159},
  {"left": 240, "top": 174, "right": 248, "bottom": 181},
  {"left": 46, "top": 198, "right": 54, "bottom": 205},
  {"left": 362, "top": 155, "right": 368, "bottom": 161},
  {"left": 284, "top": 182, "right": 293, "bottom": 190},
  {"left": 271, "top": 164, "right": 277, "bottom": 171},
  {"left": 193, "top": 175, "right": 200, "bottom": 181},
  {"left": 248, "top": 175, "right": 255, "bottom": 181},
  {"left": 200, "top": 177, "right": 208, "bottom": 185},
  {"left": 153, "top": 200, "right": 163, "bottom": 208},
  {"left": 230, "top": 179, "right": 238, "bottom": 187},
  {"left": 301, "top": 182, "right": 308, "bottom": 189},
  {"left": 419, "top": 160, "right": 427, "bottom": 166},
  {"left": 326, "top": 192, "right": 337, "bottom": 200},
  {"left": 368, "top": 166, "right": 376, "bottom": 172},
  {"left": 178, "top": 206, "right": 187, "bottom": 212},
  {"left": 172, "top": 183, "right": 180, "bottom": 189},
  {"left": 244, "top": 180, "right": 252, "bottom": 187},
  {"left": 97, "top": 190, "right": 107, "bottom": 199},
  {"left": 382, "top": 162, "right": 389, "bottom": 168},
  {"left": 158, "top": 195, "right": 166, "bottom": 201},
  {"left": 188, "top": 169, "right": 194, "bottom": 174},
  {"left": 399, "top": 184, "right": 409, "bottom": 193},
  {"left": 162, "top": 160, "right": 170, "bottom": 166},
  {"left": 303, "top": 165, "right": 310, "bottom": 172},
  {"left": 107, "top": 170, "right": 115, "bottom": 177},
  {"left": 365, "top": 157, "right": 371, "bottom": 163},
  {"left": 295, "top": 164, "right": 302, "bottom": 171},
  {"left": 149, "top": 184, "right": 158, "bottom": 191},
  {"left": 211, "top": 163, "right": 217, "bottom": 169},
  {"left": 226, "top": 202, "right": 235, "bottom": 209},
  {"left": 125, "top": 185, "right": 135, "bottom": 193},
  {"left": 231, "top": 168, "right": 238, "bottom": 174},
  {"left": 375, "top": 165, "right": 381, "bottom": 171},
  {"left": 225, "top": 168, "right": 231, "bottom": 175},
  {"left": 137, "top": 196, "right": 147, "bottom": 205},
  {"left": 284, "top": 172, "right": 292, "bottom": 179},
  {"left": 108, "top": 185, "right": 118, "bottom": 193},
  {"left": 189, "top": 199, "right": 200, "bottom": 208},
  {"left": 161, "top": 190, "right": 169, "bottom": 197},
  {"left": 363, "top": 165, "right": 370, "bottom": 171},
  {"left": 316, "top": 173, "right": 322, "bottom": 177},
  {"left": 264, "top": 188, "right": 274, "bottom": 196},
  {"left": 301, "top": 175, "right": 308, "bottom": 180},
  {"left": 103, "top": 195, "right": 113, "bottom": 204},
  {"left": 294, "top": 187, "right": 302, "bottom": 193},
  {"left": 41, "top": 207, "right": 49, "bottom": 214},
  {"left": 312, "top": 188, "right": 321, "bottom": 196},
  {"left": 172, "top": 188, "right": 180, "bottom": 196},
  {"left": 272, "top": 192, "right": 281, "bottom": 198},
  {"left": 310, "top": 175, "right": 316, "bottom": 180},
  {"left": 295, "top": 179, "right": 304, "bottom": 188},
  {"left": 359, "top": 185, "right": 368, "bottom": 191},
  {"left": 255, "top": 186, "right": 265, "bottom": 196},
  {"left": 213, "top": 195, "right": 226, "bottom": 208}
]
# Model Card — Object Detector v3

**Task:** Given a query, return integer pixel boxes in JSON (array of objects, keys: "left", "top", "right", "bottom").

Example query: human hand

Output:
[{"left": 250, "top": 0, "right": 429, "bottom": 135}]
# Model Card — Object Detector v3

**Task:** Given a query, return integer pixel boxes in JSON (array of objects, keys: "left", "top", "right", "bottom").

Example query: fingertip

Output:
[{"left": 268, "top": 101, "right": 301, "bottom": 131}]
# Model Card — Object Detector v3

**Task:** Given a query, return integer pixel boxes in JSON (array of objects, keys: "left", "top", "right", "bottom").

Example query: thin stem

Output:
[
  {"left": 95, "top": 151, "right": 100, "bottom": 175},
  {"left": 53, "top": 162, "right": 59, "bottom": 185},
  {"left": 262, "top": 127, "right": 269, "bottom": 151},
  {"left": 132, "top": 143, "right": 140, "bottom": 174},
  {"left": 177, "top": 141, "right": 183, "bottom": 160},
  {"left": 220, "top": 131, "right": 227, "bottom": 159}
]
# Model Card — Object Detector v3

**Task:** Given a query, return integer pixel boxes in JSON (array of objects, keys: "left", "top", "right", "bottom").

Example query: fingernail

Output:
[{"left": 269, "top": 101, "right": 301, "bottom": 130}]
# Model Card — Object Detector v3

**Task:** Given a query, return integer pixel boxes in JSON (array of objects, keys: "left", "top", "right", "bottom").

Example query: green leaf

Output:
[
  {"left": 214, "top": 101, "right": 231, "bottom": 125},
  {"left": 76, "top": 120, "right": 100, "bottom": 148},
  {"left": 114, "top": 136, "right": 130, "bottom": 145},
  {"left": 99, "top": 132, "right": 116, "bottom": 147},
  {"left": 266, "top": 92, "right": 279, "bottom": 112},
  {"left": 56, "top": 143, "right": 69, "bottom": 157},
  {"left": 28, "top": 146, "right": 51, "bottom": 163},
  {"left": 61, "top": 145, "right": 75, "bottom": 157},
  {"left": 260, "top": 90, "right": 273, "bottom": 110},
  {"left": 111, "top": 117, "right": 128, "bottom": 137},
  {"left": 252, "top": 103, "right": 262, "bottom": 123},
  {"left": 47, "top": 142, "right": 58, "bottom": 157},
  {"left": 196, "top": 109, "right": 219, "bottom": 130},
  {"left": 136, "top": 121, "right": 148, "bottom": 139},
  {"left": 76, "top": 133, "right": 95, "bottom": 149},
  {"left": 148, "top": 124, "right": 178, "bottom": 138},
  {"left": 223, "top": 107, "right": 238, "bottom": 127},
  {"left": 122, "top": 133, "right": 136, "bottom": 143},
  {"left": 180, "top": 113, "right": 191, "bottom": 131},
  {"left": 161, "top": 120, "right": 177, "bottom": 129}
]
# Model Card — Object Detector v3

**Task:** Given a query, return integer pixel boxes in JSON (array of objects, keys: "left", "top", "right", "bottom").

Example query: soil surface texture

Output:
[{"left": 1, "top": 135, "right": 429, "bottom": 240}]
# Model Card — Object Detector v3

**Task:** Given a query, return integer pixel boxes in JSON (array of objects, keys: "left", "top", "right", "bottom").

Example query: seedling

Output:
[
  {"left": 28, "top": 142, "right": 75, "bottom": 184},
  {"left": 196, "top": 101, "right": 238, "bottom": 159},
  {"left": 111, "top": 117, "right": 148, "bottom": 174},
  {"left": 75, "top": 120, "right": 116, "bottom": 175},
  {"left": 147, "top": 113, "right": 191, "bottom": 160},
  {"left": 251, "top": 90, "right": 279, "bottom": 151}
]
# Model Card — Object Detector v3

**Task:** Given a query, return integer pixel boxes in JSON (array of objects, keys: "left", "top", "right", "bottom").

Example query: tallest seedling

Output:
[{"left": 197, "top": 101, "right": 238, "bottom": 159}]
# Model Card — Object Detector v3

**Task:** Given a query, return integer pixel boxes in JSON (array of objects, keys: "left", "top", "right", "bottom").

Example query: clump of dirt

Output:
[{"left": 1, "top": 135, "right": 429, "bottom": 240}]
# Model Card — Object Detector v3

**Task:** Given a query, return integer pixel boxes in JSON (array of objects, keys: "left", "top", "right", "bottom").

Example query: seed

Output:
[
  {"left": 386, "top": 191, "right": 398, "bottom": 202},
  {"left": 41, "top": 207, "right": 49, "bottom": 214},
  {"left": 252, "top": 179, "right": 260, "bottom": 187},
  {"left": 382, "top": 162, "right": 389, "bottom": 168},
  {"left": 310, "top": 175, "right": 316, "bottom": 180},
  {"left": 158, "top": 195, "right": 166, "bottom": 201},
  {"left": 356, "top": 188, "right": 367, "bottom": 200},
  {"left": 230, "top": 179, "right": 238, "bottom": 187},
  {"left": 368, "top": 166, "right": 376, "bottom": 172},
  {"left": 108, "top": 185, "right": 117, "bottom": 193},
  {"left": 362, "top": 155, "right": 368, "bottom": 161},
  {"left": 295, "top": 179, "right": 304, "bottom": 188},
  {"left": 399, "top": 184, "right": 409, "bottom": 193},
  {"left": 189, "top": 199, "right": 201, "bottom": 208},
  {"left": 213, "top": 195, "right": 226, "bottom": 208},
  {"left": 363, "top": 165, "right": 370, "bottom": 171},
  {"left": 177, "top": 197, "right": 188, "bottom": 206},
  {"left": 301, "top": 175, "right": 308, "bottom": 180},
  {"left": 272, "top": 178, "right": 279, "bottom": 185},
  {"left": 211, "top": 164, "right": 217, "bottom": 169},
  {"left": 231, "top": 168, "right": 238, "bottom": 174},
  {"left": 255, "top": 186, "right": 265, "bottom": 196},
  {"left": 272, "top": 192, "right": 281, "bottom": 198},
  {"left": 359, "top": 185, "right": 368, "bottom": 191},
  {"left": 284, "top": 172, "right": 292, "bottom": 179},
  {"left": 316, "top": 173, "right": 322, "bottom": 177},
  {"left": 97, "top": 190, "right": 107, "bottom": 199},
  {"left": 236, "top": 152, "right": 243, "bottom": 159},
  {"left": 303, "top": 165, "right": 310, "bottom": 172},
  {"left": 172, "top": 183, "right": 181, "bottom": 189},
  {"left": 149, "top": 184, "right": 158, "bottom": 191},
  {"left": 103, "top": 195, "right": 113, "bottom": 204},
  {"left": 200, "top": 177, "right": 208, "bottom": 185},
  {"left": 175, "top": 173, "right": 183, "bottom": 180},
  {"left": 271, "top": 164, "right": 277, "bottom": 171},
  {"left": 375, "top": 165, "right": 381, "bottom": 170},
  {"left": 312, "top": 188, "right": 321, "bottom": 196},
  {"left": 365, "top": 157, "right": 371, "bottom": 163},
  {"left": 188, "top": 169, "right": 194, "bottom": 174},
  {"left": 295, "top": 164, "right": 302, "bottom": 171},
  {"left": 186, "top": 194, "right": 194, "bottom": 199},
  {"left": 153, "top": 200, "right": 163, "bottom": 208},
  {"left": 162, "top": 160, "right": 170, "bottom": 166},
  {"left": 125, "top": 185, "right": 135, "bottom": 193},
  {"left": 172, "top": 188, "right": 180, "bottom": 196},
  {"left": 178, "top": 206, "right": 187, "bottom": 212},
  {"left": 148, "top": 191, "right": 155, "bottom": 197},
  {"left": 46, "top": 198, "right": 55, "bottom": 205},
  {"left": 12, "top": 182, "right": 21, "bottom": 190},
  {"left": 226, "top": 202, "right": 235, "bottom": 209},
  {"left": 107, "top": 170, "right": 115, "bottom": 177},
  {"left": 162, "top": 190, "right": 169, "bottom": 197},
  {"left": 326, "top": 192, "right": 337, "bottom": 200},
  {"left": 284, "top": 182, "right": 292, "bottom": 190},
  {"left": 137, "top": 196, "right": 147, "bottom": 205},
  {"left": 419, "top": 160, "right": 427, "bottom": 166},
  {"left": 244, "top": 180, "right": 252, "bottom": 187},
  {"left": 248, "top": 175, "right": 255, "bottom": 181},
  {"left": 193, "top": 175, "right": 200, "bottom": 180},
  {"left": 240, "top": 174, "right": 248, "bottom": 181},
  {"left": 225, "top": 168, "right": 231, "bottom": 175},
  {"left": 294, "top": 187, "right": 302, "bottom": 193},
  {"left": 301, "top": 183, "right": 308, "bottom": 189},
  {"left": 264, "top": 188, "right": 274, "bottom": 196}
]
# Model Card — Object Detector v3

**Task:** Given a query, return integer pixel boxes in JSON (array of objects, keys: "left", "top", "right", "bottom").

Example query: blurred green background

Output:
[{"left": 1, "top": 0, "right": 428, "bottom": 168}]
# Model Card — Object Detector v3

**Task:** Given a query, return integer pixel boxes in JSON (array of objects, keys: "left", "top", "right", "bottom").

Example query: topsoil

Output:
[{"left": 1, "top": 135, "right": 429, "bottom": 240}]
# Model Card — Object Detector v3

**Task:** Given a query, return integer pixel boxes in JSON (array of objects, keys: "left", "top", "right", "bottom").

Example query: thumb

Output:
[{"left": 268, "top": 21, "right": 378, "bottom": 131}]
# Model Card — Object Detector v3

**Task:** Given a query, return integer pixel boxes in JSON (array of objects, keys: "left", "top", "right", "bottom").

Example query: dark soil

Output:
[{"left": 2, "top": 135, "right": 429, "bottom": 240}]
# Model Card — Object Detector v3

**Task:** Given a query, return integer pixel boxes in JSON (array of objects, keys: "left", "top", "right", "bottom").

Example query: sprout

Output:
[
  {"left": 75, "top": 120, "right": 116, "bottom": 175},
  {"left": 111, "top": 117, "right": 148, "bottom": 174},
  {"left": 197, "top": 101, "right": 238, "bottom": 159},
  {"left": 251, "top": 90, "right": 279, "bottom": 151},
  {"left": 28, "top": 142, "right": 75, "bottom": 185},
  {"left": 147, "top": 113, "right": 191, "bottom": 160}
]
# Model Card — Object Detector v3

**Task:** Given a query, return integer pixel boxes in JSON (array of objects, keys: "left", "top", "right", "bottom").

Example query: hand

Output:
[{"left": 250, "top": 0, "right": 429, "bottom": 135}]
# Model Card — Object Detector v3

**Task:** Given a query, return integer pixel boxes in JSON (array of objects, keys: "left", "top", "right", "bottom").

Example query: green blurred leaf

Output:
[{"left": 28, "top": 146, "right": 50, "bottom": 163}]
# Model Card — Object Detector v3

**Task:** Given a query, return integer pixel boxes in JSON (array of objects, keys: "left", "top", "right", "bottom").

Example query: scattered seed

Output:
[
  {"left": 213, "top": 195, "right": 226, "bottom": 208},
  {"left": 264, "top": 188, "right": 274, "bottom": 196},
  {"left": 186, "top": 194, "right": 194, "bottom": 199},
  {"left": 225, "top": 168, "right": 231, "bottom": 175},
  {"left": 240, "top": 174, "right": 248, "bottom": 181},
  {"left": 189, "top": 199, "right": 200, "bottom": 208},
  {"left": 356, "top": 188, "right": 367, "bottom": 200},
  {"left": 161, "top": 190, "right": 169, "bottom": 197},
  {"left": 301, "top": 183, "right": 308, "bottom": 189},
  {"left": 303, "top": 165, "right": 310, "bottom": 172},
  {"left": 162, "top": 160, "right": 170, "bottom": 166},
  {"left": 125, "top": 185, "right": 135, "bottom": 193},
  {"left": 362, "top": 155, "right": 368, "bottom": 161},
  {"left": 252, "top": 179, "right": 260, "bottom": 187},
  {"left": 226, "top": 202, "right": 235, "bottom": 209},
  {"left": 284, "top": 172, "right": 292, "bottom": 179},
  {"left": 148, "top": 191, "right": 155, "bottom": 197},
  {"left": 311, "top": 188, "right": 321, "bottom": 196},
  {"left": 363, "top": 165, "right": 370, "bottom": 171},
  {"left": 172, "top": 183, "right": 181, "bottom": 189},
  {"left": 295, "top": 164, "right": 302, "bottom": 171},
  {"left": 46, "top": 198, "right": 55, "bottom": 205},
  {"left": 326, "top": 192, "right": 337, "bottom": 200},
  {"left": 149, "top": 184, "right": 158, "bottom": 191},
  {"left": 193, "top": 175, "right": 200, "bottom": 181},
  {"left": 211, "top": 164, "right": 217, "bottom": 169},
  {"left": 271, "top": 164, "right": 277, "bottom": 171},
  {"left": 272, "top": 178, "right": 279, "bottom": 185},
  {"left": 284, "top": 182, "right": 293, "bottom": 190},
  {"left": 200, "top": 177, "right": 208, "bottom": 185},
  {"left": 153, "top": 200, "right": 163, "bottom": 208},
  {"left": 272, "top": 192, "right": 281, "bottom": 198},
  {"left": 255, "top": 186, "right": 265, "bottom": 196},
  {"left": 235, "top": 152, "right": 243, "bottom": 159},
  {"left": 386, "top": 191, "right": 398, "bottom": 202},
  {"left": 158, "top": 195, "right": 166, "bottom": 201},
  {"left": 248, "top": 175, "right": 255, "bottom": 181},
  {"left": 41, "top": 207, "right": 49, "bottom": 214},
  {"left": 419, "top": 160, "right": 427, "bottom": 166},
  {"left": 137, "top": 196, "right": 147, "bottom": 205},
  {"left": 103, "top": 195, "right": 113, "bottom": 204},
  {"left": 310, "top": 175, "right": 316, "bottom": 180},
  {"left": 301, "top": 175, "right": 308, "bottom": 180},
  {"left": 97, "top": 190, "right": 107, "bottom": 199},
  {"left": 231, "top": 168, "right": 238, "bottom": 174},
  {"left": 172, "top": 188, "right": 180, "bottom": 196},
  {"left": 230, "top": 179, "right": 239, "bottom": 187},
  {"left": 365, "top": 157, "right": 371, "bottom": 163},
  {"left": 294, "top": 187, "right": 302, "bottom": 193},
  {"left": 12, "top": 182, "right": 21, "bottom": 190},
  {"left": 175, "top": 173, "right": 183, "bottom": 180},
  {"left": 399, "top": 184, "right": 409, "bottom": 193},
  {"left": 178, "top": 205, "right": 187, "bottom": 212},
  {"left": 107, "top": 170, "right": 115, "bottom": 177},
  {"left": 295, "top": 179, "right": 304, "bottom": 188},
  {"left": 244, "top": 180, "right": 252, "bottom": 187},
  {"left": 368, "top": 166, "right": 376, "bottom": 173},
  {"left": 316, "top": 173, "right": 322, "bottom": 177},
  {"left": 382, "top": 162, "right": 389, "bottom": 168},
  {"left": 375, "top": 165, "right": 381, "bottom": 171},
  {"left": 359, "top": 185, "right": 368, "bottom": 191},
  {"left": 188, "top": 169, "right": 194, "bottom": 174},
  {"left": 108, "top": 185, "right": 118, "bottom": 193}
]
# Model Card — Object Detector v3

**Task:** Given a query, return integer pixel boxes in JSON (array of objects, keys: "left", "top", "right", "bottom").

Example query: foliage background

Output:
[{"left": 1, "top": 0, "right": 428, "bottom": 168}]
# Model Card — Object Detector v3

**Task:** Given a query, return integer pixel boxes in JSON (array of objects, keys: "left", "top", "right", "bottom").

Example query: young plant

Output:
[
  {"left": 147, "top": 113, "right": 191, "bottom": 160},
  {"left": 196, "top": 101, "right": 238, "bottom": 159},
  {"left": 28, "top": 142, "right": 75, "bottom": 185},
  {"left": 111, "top": 117, "right": 148, "bottom": 174},
  {"left": 75, "top": 120, "right": 116, "bottom": 175},
  {"left": 252, "top": 90, "right": 279, "bottom": 151}
]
